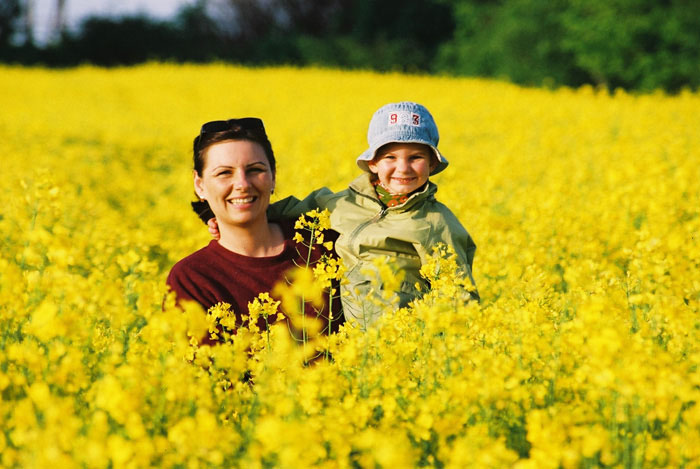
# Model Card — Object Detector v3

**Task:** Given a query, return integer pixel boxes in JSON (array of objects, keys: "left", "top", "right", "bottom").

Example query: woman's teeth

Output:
[{"left": 228, "top": 196, "right": 255, "bottom": 205}]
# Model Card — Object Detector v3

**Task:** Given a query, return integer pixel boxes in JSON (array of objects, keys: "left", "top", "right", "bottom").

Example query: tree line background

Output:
[{"left": 1, "top": 0, "right": 699, "bottom": 92}]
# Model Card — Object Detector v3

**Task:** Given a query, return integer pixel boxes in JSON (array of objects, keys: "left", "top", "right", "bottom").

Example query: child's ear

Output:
[
  {"left": 429, "top": 154, "right": 439, "bottom": 171},
  {"left": 367, "top": 160, "right": 379, "bottom": 174}
]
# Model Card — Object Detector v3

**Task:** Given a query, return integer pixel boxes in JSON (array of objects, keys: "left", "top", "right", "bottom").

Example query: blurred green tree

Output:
[
  {"left": 436, "top": 0, "right": 700, "bottom": 91},
  {"left": 559, "top": 0, "right": 700, "bottom": 91},
  {"left": 0, "top": 0, "right": 22, "bottom": 46}
]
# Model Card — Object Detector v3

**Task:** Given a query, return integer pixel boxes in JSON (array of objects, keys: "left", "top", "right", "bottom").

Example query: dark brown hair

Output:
[{"left": 193, "top": 118, "right": 276, "bottom": 176}]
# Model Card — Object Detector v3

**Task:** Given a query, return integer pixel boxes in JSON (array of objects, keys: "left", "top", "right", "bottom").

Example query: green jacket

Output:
[{"left": 270, "top": 173, "right": 478, "bottom": 328}]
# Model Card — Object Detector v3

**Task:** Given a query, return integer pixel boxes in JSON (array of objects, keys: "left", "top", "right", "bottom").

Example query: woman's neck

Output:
[{"left": 218, "top": 220, "right": 285, "bottom": 257}]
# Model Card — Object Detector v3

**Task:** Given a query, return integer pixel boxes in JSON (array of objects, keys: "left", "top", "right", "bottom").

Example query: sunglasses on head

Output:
[{"left": 199, "top": 117, "right": 266, "bottom": 136}]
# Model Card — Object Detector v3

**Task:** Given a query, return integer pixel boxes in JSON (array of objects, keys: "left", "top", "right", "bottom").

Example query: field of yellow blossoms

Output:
[{"left": 1, "top": 64, "right": 699, "bottom": 468}]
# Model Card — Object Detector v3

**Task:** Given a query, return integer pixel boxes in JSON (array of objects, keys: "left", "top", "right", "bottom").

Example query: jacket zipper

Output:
[
  {"left": 348, "top": 206, "right": 388, "bottom": 246},
  {"left": 345, "top": 180, "right": 428, "bottom": 247}
]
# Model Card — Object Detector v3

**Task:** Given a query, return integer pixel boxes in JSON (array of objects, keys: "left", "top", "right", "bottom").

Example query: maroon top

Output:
[{"left": 167, "top": 221, "right": 343, "bottom": 341}]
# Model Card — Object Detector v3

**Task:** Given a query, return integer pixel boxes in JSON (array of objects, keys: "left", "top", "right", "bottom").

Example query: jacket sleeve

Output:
[
  {"left": 416, "top": 207, "right": 480, "bottom": 301},
  {"left": 267, "top": 187, "right": 334, "bottom": 221}
]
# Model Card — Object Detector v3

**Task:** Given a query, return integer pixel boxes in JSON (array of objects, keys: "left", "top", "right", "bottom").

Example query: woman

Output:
[{"left": 167, "top": 118, "right": 342, "bottom": 341}]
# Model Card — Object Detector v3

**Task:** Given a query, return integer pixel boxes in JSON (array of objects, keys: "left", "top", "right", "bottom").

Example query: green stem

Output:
[{"left": 300, "top": 225, "right": 316, "bottom": 354}]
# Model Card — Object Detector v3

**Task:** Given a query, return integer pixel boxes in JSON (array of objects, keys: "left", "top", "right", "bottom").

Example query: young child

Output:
[{"left": 197, "top": 102, "right": 478, "bottom": 328}]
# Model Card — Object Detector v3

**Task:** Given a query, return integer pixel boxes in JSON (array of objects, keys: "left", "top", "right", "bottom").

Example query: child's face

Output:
[{"left": 368, "top": 142, "right": 437, "bottom": 194}]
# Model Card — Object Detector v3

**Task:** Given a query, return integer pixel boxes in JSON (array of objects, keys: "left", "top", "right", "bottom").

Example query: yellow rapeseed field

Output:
[{"left": 1, "top": 63, "right": 699, "bottom": 468}]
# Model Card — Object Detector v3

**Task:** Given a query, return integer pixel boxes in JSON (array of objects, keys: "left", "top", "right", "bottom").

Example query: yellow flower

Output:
[{"left": 25, "top": 301, "right": 65, "bottom": 342}]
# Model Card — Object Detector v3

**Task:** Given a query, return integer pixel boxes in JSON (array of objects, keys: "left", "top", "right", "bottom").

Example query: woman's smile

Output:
[{"left": 227, "top": 195, "right": 257, "bottom": 206}]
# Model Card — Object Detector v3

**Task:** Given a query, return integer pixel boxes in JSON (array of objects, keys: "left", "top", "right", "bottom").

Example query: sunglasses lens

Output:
[
  {"left": 200, "top": 118, "right": 265, "bottom": 136},
  {"left": 237, "top": 118, "right": 265, "bottom": 131},
  {"left": 200, "top": 120, "right": 229, "bottom": 134}
]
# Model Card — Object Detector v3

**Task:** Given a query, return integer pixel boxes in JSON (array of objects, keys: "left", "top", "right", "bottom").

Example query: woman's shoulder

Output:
[{"left": 168, "top": 241, "right": 220, "bottom": 276}]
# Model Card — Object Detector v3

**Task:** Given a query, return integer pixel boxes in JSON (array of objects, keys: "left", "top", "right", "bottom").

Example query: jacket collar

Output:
[{"left": 348, "top": 173, "right": 437, "bottom": 212}]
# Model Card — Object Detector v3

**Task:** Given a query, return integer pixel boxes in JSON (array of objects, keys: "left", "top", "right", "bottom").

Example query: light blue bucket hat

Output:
[{"left": 356, "top": 101, "right": 449, "bottom": 175}]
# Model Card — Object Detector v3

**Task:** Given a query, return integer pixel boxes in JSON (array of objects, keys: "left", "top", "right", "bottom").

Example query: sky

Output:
[{"left": 33, "top": 0, "right": 195, "bottom": 43}]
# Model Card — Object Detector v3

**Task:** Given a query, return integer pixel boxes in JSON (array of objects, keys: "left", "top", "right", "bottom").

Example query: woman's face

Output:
[{"left": 194, "top": 139, "right": 275, "bottom": 229}]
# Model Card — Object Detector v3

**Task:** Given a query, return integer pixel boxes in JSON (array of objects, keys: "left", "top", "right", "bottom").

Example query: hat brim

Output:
[{"left": 356, "top": 141, "right": 449, "bottom": 175}]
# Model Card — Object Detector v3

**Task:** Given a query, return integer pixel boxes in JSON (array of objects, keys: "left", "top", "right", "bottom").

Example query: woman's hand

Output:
[{"left": 208, "top": 218, "right": 220, "bottom": 240}]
